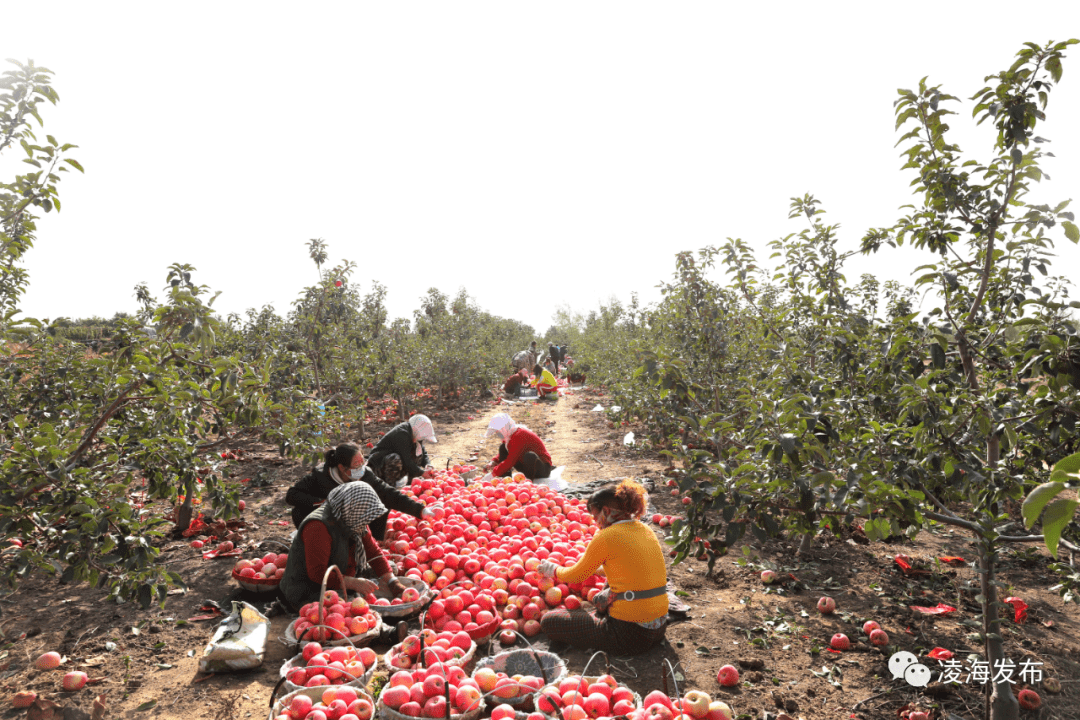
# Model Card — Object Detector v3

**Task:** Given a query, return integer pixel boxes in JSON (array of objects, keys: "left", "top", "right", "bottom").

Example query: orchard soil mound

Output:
[{"left": 2, "top": 385, "right": 1079, "bottom": 719}]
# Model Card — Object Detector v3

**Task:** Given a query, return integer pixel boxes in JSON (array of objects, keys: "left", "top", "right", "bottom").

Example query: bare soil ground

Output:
[{"left": 2, "top": 385, "right": 1079, "bottom": 720}]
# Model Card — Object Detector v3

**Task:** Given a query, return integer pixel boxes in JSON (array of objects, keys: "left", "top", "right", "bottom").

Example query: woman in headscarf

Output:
[
  {"left": 365, "top": 414, "right": 437, "bottom": 485},
  {"left": 280, "top": 482, "right": 406, "bottom": 612},
  {"left": 482, "top": 412, "right": 553, "bottom": 480},
  {"left": 284, "top": 444, "right": 440, "bottom": 537},
  {"left": 538, "top": 480, "right": 668, "bottom": 655}
]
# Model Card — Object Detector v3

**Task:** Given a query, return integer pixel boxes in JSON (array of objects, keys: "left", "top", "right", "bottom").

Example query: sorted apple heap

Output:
[
  {"left": 284, "top": 642, "right": 379, "bottom": 689},
  {"left": 381, "top": 470, "right": 606, "bottom": 630},
  {"left": 235, "top": 552, "right": 289, "bottom": 581},
  {"left": 272, "top": 686, "right": 375, "bottom": 720},
  {"left": 294, "top": 591, "right": 382, "bottom": 643},
  {"left": 386, "top": 629, "right": 476, "bottom": 669},
  {"left": 425, "top": 588, "right": 500, "bottom": 634},
  {"left": 379, "top": 662, "right": 486, "bottom": 718}
]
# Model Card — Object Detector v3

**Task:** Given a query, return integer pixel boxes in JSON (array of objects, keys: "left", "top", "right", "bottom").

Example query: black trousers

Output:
[{"left": 496, "top": 444, "right": 552, "bottom": 480}]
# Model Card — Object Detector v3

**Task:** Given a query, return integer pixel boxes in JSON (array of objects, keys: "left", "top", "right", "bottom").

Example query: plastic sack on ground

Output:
[
  {"left": 198, "top": 601, "right": 270, "bottom": 673},
  {"left": 533, "top": 466, "right": 568, "bottom": 491}
]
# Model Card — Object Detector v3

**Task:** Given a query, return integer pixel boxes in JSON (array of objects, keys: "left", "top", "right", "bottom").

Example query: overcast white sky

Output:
[{"left": 3, "top": 3, "right": 1079, "bottom": 335}]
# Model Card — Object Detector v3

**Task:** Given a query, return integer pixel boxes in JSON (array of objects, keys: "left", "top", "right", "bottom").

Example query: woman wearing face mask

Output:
[
  {"left": 285, "top": 443, "right": 439, "bottom": 540},
  {"left": 537, "top": 479, "right": 668, "bottom": 654}
]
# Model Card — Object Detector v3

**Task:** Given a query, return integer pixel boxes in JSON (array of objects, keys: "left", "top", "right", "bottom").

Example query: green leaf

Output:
[
  {"left": 1063, "top": 221, "right": 1080, "bottom": 243},
  {"left": 1047, "top": 56, "right": 1063, "bottom": 83},
  {"left": 63, "top": 158, "right": 84, "bottom": 173},
  {"left": 1049, "top": 453, "right": 1080, "bottom": 481},
  {"left": 135, "top": 700, "right": 158, "bottom": 711},
  {"left": 1041, "top": 498, "right": 1078, "bottom": 559}
]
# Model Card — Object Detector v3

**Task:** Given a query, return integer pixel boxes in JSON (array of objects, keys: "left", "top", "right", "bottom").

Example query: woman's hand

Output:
[
  {"left": 379, "top": 573, "right": 407, "bottom": 598},
  {"left": 344, "top": 576, "right": 379, "bottom": 596},
  {"left": 538, "top": 560, "right": 559, "bottom": 578},
  {"left": 421, "top": 503, "right": 443, "bottom": 520}
]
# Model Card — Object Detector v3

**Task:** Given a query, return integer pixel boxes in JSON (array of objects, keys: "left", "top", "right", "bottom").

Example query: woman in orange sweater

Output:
[{"left": 538, "top": 480, "right": 668, "bottom": 654}]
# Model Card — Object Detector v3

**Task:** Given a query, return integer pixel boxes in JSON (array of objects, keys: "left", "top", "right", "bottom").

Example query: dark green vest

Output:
[{"left": 280, "top": 505, "right": 354, "bottom": 611}]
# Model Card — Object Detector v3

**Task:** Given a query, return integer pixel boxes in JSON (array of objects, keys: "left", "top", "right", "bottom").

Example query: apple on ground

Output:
[{"left": 716, "top": 665, "right": 739, "bottom": 687}]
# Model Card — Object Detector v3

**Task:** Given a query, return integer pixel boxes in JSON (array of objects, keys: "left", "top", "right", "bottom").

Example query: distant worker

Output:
[
  {"left": 533, "top": 363, "right": 558, "bottom": 399},
  {"left": 548, "top": 342, "right": 563, "bottom": 373},
  {"left": 503, "top": 368, "right": 529, "bottom": 395}
]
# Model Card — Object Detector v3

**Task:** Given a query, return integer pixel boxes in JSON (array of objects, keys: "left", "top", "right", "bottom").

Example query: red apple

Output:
[
  {"left": 680, "top": 691, "right": 711, "bottom": 719},
  {"left": 830, "top": 633, "right": 850, "bottom": 650},
  {"left": 817, "top": 596, "right": 836, "bottom": 614},
  {"left": 716, "top": 665, "right": 739, "bottom": 687}
]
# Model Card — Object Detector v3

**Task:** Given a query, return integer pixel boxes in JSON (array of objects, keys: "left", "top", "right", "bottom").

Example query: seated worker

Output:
[
  {"left": 279, "top": 482, "right": 410, "bottom": 642},
  {"left": 538, "top": 480, "right": 668, "bottom": 655},
  {"left": 285, "top": 443, "right": 438, "bottom": 539},
  {"left": 483, "top": 412, "right": 553, "bottom": 480},
  {"left": 503, "top": 368, "right": 529, "bottom": 395},
  {"left": 365, "top": 414, "right": 437, "bottom": 485},
  {"left": 533, "top": 363, "right": 558, "bottom": 399}
]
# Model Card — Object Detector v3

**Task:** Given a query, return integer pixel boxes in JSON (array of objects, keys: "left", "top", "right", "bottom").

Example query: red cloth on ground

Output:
[
  {"left": 302, "top": 520, "right": 391, "bottom": 590},
  {"left": 492, "top": 427, "right": 552, "bottom": 476}
]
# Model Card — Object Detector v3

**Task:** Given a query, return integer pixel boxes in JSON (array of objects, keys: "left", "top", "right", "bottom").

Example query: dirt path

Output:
[{"left": 3, "top": 385, "right": 1079, "bottom": 720}]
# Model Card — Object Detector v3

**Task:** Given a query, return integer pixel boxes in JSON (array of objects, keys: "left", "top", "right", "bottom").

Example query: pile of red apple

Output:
[
  {"left": 381, "top": 470, "right": 605, "bottom": 635},
  {"left": 272, "top": 686, "right": 374, "bottom": 720},
  {"left": 235, "top": 552, "right": 288, "bottom": 581},
  {"left": 284, "top": 642, "right": 379, "bottom": 689},
  {"left": 386, "top": 629, "right": 476, "bottom": 669},
  {"left": 378, "top": 662, "right": 486, "bottom": 718},
  {"left": 293, "top": 591, "right": 383, "bottom": 643}
]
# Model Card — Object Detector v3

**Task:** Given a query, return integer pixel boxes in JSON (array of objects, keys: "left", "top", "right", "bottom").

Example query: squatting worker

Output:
[
  {"left": 285, "top": 443, "right": 440, "bottom": 538},
  {"left": 538, "top": 479, "right": 668, "bottom": 654},
  {"left": 365, "top": 414, "right": 438, "bottom": 485},
  {"left": 280, "top": 483, "right": 408, "bottom": 643},
  {"left": 532, "top": 363, "right": 558, "bottom": 399},
  {"left": 503, "top": 368, "right": 529, "bottom": 395},
  {"left": 483, "top": 412, "right": 553, "bottom": 481}
]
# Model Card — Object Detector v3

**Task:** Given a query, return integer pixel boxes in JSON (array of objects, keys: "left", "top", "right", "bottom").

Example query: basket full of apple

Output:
[
  {"left": 233, "top": 552, "right": 289, "bottom": 593},
  {"left": 285, "top": 590, "right": 385, "bottom": 648},
  {"left": 269, "top": 685, "right": 375, "bottom": 720},
  {"left": 377, "top": 661, "right": 487, "bottom": 720}
]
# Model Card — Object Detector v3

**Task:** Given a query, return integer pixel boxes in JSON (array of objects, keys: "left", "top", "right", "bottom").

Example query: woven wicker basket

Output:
[
  {"left": 278, "top": 651, "right": 376, "bottom": 694},
  {"left": 267, "top": 685, "right": 374, "bottom": 720}
]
